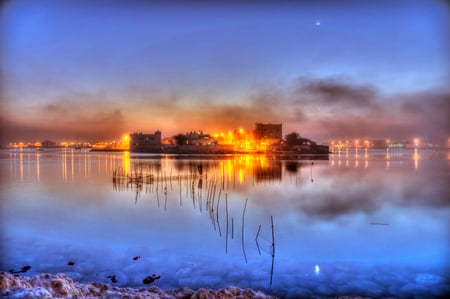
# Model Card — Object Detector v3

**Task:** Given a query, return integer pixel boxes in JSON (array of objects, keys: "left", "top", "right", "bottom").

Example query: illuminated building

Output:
[
  {"left": 130, "top": 131, "right": 162, "bottom": 152},
  {"left": 185, "top": 131, "right": 214, "bottom": 145},
  {"left": 253, "top": 123, "right": 282, "bottom": 143}
]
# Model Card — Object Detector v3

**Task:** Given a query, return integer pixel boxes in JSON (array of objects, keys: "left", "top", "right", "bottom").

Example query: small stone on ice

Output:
[{"left": 143, "top": 274, "right": 160, "bottom": 284}]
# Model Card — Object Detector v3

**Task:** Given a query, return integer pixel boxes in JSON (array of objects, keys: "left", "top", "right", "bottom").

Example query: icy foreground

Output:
[{"left": 0, "top": 273, "right": 275, "bottom": 299}]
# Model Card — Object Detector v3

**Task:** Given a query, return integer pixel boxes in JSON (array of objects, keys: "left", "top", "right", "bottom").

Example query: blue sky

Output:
[{"left": 1, "top": 0, "right": 449, "bottom": 143}]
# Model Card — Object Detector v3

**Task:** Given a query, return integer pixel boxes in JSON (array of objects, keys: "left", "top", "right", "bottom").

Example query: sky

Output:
[{"left": 1, "top": 0, "right": 449, "bottom": 144}]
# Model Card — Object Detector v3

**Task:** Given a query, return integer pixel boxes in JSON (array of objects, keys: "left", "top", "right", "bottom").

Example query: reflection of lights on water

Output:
[
  {"left": 239, "top": 168, "right": 244, "bottom": 184},
  {"left": 260, "top": 156, "right": 266, "bottom": 168},
  {"left": 71, "top": 149, "right": 75, "bottom": 180},
  {"left": 386, "top": 149, "right": 390, "bottom": 169},
  {"left": 36, "top": 152, "right": 40, "bottom": 181},
  {"left": 227, "top": 160, "right": 232, "bottom": 182},
  {"left": 62, "top": 148, "right": 67, "bottom": 182},
  {"left": 19, "top": 149, "right": 24, "bottom": 182},
  {"left": 165, "top": 154, "right": 169, "bottom": 169},
  {"left": 9, "top": 150, "right": 13, "bottom": 179},
  {"left": 315, "top": 264, "right": 320, "bottom": 275},
  {"left": 414, "top": 148, "right": 419, "bottom": 169},
  {"left": 27, "top": 152, "right": 31, "bottom": 179},
  {"left": 245, "top": 155, "right": 250, "bottom": 168},
  {"left": 84, "top": 150, "right": 88, "bottom": 178},
  {"left": 123, "top": 151, "right": 130, "bottom": 175},
  {"left": 364, "top": 148, "right": 369, "bottom": 168}
]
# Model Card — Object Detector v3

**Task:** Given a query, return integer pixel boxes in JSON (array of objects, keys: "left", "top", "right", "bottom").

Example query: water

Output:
[{"left": 1, "top": 148, "right": 449, "bottom": 297}]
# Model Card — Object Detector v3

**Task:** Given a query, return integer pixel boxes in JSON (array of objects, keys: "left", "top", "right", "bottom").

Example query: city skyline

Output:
[{"left": 1, "top": 0, "right": 449, "bottom": 145}]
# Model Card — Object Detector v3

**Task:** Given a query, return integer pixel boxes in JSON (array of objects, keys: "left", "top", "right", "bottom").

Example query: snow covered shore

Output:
[{"left": 0, "top": 272, "right": 275, "bottom": 298}]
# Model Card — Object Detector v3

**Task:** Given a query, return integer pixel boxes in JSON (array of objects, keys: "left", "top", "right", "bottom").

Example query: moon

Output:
[{"left": 315, "top": 21, "right": 321, "bottom": 26}]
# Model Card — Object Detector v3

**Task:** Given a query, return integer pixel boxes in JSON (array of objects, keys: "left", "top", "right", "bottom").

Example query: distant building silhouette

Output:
[
  {"left": 41, "top": 140, "right": 57, "bottom": 148},
  {"left": 130, "top": 131, "right": 162, "bottom": 152},
  {"left": 253, "top": 123, "right": 282, "bottom": 146}
]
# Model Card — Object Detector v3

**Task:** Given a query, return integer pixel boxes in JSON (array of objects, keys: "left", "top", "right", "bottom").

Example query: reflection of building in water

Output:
[
  {"left": 130, "top": 131, "right": 162, "bottom": 152},
  {"left": 254, "top": 160, "right": 282, "bottom": 183}
]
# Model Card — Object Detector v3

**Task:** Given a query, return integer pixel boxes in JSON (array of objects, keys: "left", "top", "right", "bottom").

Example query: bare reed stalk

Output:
[
  {"left": 225, "top": 193, "right": 229, "bottom": 254},
  {"left": 242, "top": 198, "right": 248, "bottom": 263},
  {"left": 216, "top": 189, "right": 222, "bottom": 237},
  {"left": 255, "top": 224, "right": 262, "bottom": 256},
  {"left": 270, "top": 215, "right": 275, "bottom": 286}
]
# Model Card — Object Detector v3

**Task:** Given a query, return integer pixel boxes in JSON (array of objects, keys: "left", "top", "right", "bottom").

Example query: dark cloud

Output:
[
  {"left": 278, "top": 77, "right": 449, "bottom": 142},
  {"left": 293, "top": 77, "right": 379, "bottom": 109}
]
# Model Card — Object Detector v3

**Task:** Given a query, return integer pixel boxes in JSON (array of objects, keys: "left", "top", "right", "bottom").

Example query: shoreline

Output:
[
  {"left": 0, "top": 272, "right": 276, "bottom": 299},
  {"left": 1, "top": 272, "right": 415, "bottom": 299}
]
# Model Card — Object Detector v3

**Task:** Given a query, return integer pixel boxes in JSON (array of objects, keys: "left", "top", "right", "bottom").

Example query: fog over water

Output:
[{"left": 0, "top": 149, "right": 449, "bottom": 297}]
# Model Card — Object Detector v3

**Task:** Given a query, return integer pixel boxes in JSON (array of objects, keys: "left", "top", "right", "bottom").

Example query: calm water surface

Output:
[{"left": 1, "top": 148, "right": 449, "bottom": 297}]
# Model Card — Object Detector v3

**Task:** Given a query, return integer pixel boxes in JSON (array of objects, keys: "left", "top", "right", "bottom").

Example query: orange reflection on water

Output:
[
  {"left": 413, "top": 148, "right": 419, "bottom": 169},
  {"left": 386, "top": 149, "right": 390, "bottom": 169},
  {"left": 71, "top": 150, "right": 75, "bottom": 181},
  {"left": 62, "top": 148, "right": 67, "bottom": 182},
  {"left": 259, "top": 155, "right": 266, "bottom": 169},
  {"left": 19, "top": 149, "right": 24, "bottom": 182},
  {"left": 36, "top": 152, "right": 40, "bottom": 182},
  {"left": 227, "top": 160, "right": 232, "bottom": 182},
  {"left": 123, "top": 151, "right": 130, "bottom": 175}
]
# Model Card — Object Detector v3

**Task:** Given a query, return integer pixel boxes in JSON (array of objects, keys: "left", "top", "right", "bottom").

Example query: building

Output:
[
  {"left": 253, "top": 123, "right": 282, "bottom": 143},
  {"left": 185, "top": 131, "right": 214, "bottom": 145},
  {"left": 130, "top": 131, "right": 162, "bottom": 152}
]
